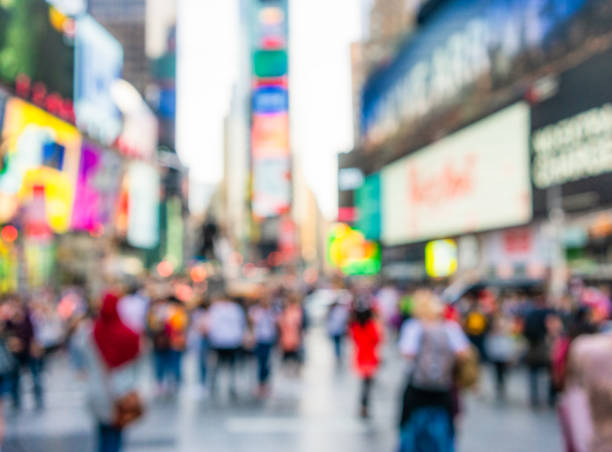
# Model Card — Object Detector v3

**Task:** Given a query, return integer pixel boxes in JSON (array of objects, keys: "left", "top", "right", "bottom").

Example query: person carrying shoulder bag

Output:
[
  {"left": 398, "top": 290, "right": 474, "bottom": 452},
  {"left": 79, "top": 292, "right": 144, "bottom": 452}
]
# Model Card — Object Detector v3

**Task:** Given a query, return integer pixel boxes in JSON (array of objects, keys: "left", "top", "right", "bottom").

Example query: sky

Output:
[{"left": 176, "top": 0, "right": 362, "bottom": 218}]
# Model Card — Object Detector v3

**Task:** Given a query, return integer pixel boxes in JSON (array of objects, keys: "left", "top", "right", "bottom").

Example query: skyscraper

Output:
[{"left": 88, "top": 0, "right": 149, "bottom": 94}]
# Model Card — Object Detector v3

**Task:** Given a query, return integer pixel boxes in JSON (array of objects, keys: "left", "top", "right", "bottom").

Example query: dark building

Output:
[{"left": 88, "top": 0, "right": 149, "bottom": 95}]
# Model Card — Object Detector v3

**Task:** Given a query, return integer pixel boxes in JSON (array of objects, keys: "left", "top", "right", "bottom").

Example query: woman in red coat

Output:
[{"left": 349, "top": 305, "right": 383, "bottom": 418}]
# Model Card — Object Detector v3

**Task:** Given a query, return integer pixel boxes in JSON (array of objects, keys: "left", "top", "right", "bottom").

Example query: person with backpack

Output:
[
  {"left": 80, "top": 292, "right": 143, "bottom": 452},
  {"left": 398, "top": 289, "right": 470, "bottom": 452},
  {"left": 166, "top": 297, "right": 188, "bottom": 393},
  {"left": 349, "top": 302, "right": 383, "bottom": 418}
]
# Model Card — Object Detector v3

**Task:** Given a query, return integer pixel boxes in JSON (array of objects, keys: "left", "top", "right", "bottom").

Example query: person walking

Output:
[
  {"left": 80, "top": 292, "right": 143, "bottom": 452},
  {"left": 398, "top": 289, "right": 470, "bottom": 452},
  {"left": 146, "top": 299, "right": 172, "bottom": 396},
  {"left": 562, "top": 331, "right": 612, "bottom": 452},
  {"left": 349, "top": 303, "right": 383, "bottom": 418},
  {"left": 166, "top": 297, "right": 188, "bottom": 393},
  {"left": 249, "top": 296, "right": 277, "bottom": 398},
  {"left": 5, "top": 296, "right": 43, "bottom": 411},
  {"left": 522, "top": 294, "right": 554, "bottom": 408},
  {"left": 207, "top": 292, "right": 246, "bottom": 399},
  {"left": 327, "top": 300, "right": 349, "bottom": 365},
  {"left": 191, "top": 298, "right": 210, "bottom": 397},
  {"left": 278, "top": 293, "right": 304, "bottom": 375},
  {"left": 485, "top": 311, "right": 517, "bottom": 402}
]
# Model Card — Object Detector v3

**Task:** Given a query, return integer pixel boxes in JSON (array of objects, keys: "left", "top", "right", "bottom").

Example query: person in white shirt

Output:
[{"left": 207, "top": 292, "right": 246, "bottom": 399}]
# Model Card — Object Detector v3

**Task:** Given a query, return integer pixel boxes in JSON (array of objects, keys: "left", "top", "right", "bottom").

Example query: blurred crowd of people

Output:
[{"left": 0, "top": 272, "right": 610, "bottom": 452}]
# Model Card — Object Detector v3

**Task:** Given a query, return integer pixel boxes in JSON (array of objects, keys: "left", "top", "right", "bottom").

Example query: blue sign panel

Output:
[
  {"left": 253, "top": 85, "right": 288, "bottom": 114},
  {"left": 360, "top": 0, "right": 591, "bottom": 142},
  {"left": 74, "top": 15, "right": 123, "bottom": 146}
]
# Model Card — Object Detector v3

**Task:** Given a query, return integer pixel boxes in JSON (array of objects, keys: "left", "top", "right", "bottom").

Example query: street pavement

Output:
[{"left": 4, "top": 327, "right": 563, "bottom": 452}]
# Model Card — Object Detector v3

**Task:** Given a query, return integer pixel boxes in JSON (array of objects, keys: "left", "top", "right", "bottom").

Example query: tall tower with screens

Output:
[{"left": 250, "top": 0, "right": 291, "bottom": 223}]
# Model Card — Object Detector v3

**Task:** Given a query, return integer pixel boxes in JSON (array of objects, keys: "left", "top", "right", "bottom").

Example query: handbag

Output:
[
  {"left": 558, "top": 385, "right": 594, "bottom": 452},
  {"left": 113, "top": 391, "right": 144, "bottom": 429},
  {"left": 453, "top": 345, "right": 480, "bottom": 390},
  {"left": 97, "top": 347, "right": 145, "bottom": 429}
]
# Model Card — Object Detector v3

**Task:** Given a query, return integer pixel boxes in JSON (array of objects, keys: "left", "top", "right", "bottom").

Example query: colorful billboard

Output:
[
  {"left": 0, "top": 97, "right": 81, "bottom": 232},
  {"left": 252, "top": 157, "right": 291, "bottom": 218},
  {"left": 382, "top": 103, "right": 532, "bottom": 245},
  {"left": 251, "top": 112, "right": 289, "bottom": 158},
  {"left": 327, "top": 223, "right": 381, "bottom": 276},
  {"left": 71, "top": 142, "right": 122, "bottom": 232},
  {"left": 250, "top": 0, "right": 290, "bottom": 219},
  {"left": 361, "top": 0, "right": 602, "bottom": 145},
  {"left": 0, "top": 0, "right": 75, "bottom": 121},
  {"left": 252, "top": 85, "right": 288, "bottom": 114},
  {"left": 74, "top": 15, "right": 123, "bottom": 146}
]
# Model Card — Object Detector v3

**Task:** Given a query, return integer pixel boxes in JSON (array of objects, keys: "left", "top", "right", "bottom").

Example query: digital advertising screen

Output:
[
  {"left": 382, "top": 103, "right": 532, "bottom": 245},
  {"left": 0, "top": 0, "right": 75, "bottom": 108},
  {"left": 0, "top": 97, "right": 81, "bottom": 232},
  {"left": 74, "top": 15, "right": 123, "bottom": 146}
]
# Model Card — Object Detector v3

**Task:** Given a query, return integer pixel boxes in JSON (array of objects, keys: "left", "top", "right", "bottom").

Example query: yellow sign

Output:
[
  {"left": 0, "top": 98, "right": 81, "bottom": 231},
  {"left": 20, "top": 167, "right": 74, "bottom": 233},
  {"left": 425, "top": 239, "right": 458, "bottom": 278}
]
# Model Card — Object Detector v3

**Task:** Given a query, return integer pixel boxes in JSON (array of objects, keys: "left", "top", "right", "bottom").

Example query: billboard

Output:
[
  {"left": 251, "top": 112, "right": 289, "bottom": 158},
  {"left": 327, "top": 223, "right": 381, "bottom": 276},
  {"left": 252, "top": 157, "right": 291, "bottom": 218},
  {"left": 356, "top": 172, "right": 381, "bottom": 241},
  {"left": 361, "top": 0, "right": 606, "bottom": 146},
  {"left": 250, "top": 0, "right": 290, "bottom": 219},
  {"left": 74, "top": 15, "right": 123, "bottom": 146},
  {"left": 531, "top": 47, "right": 612, "bottom": 217},
  {"left": 71, "top": 142, "right": 122, "bottom": 232},
  {"left": 0, "top": 97, "right": 81, "bottom": 232},
  {"left": 127, "top": 161, "right": 160, "bottom": 249},
  {"left": 0, "top": 0, "right": 75, "bottom": 120},
  {"left": 252, "top": 85, "right": 288, "bottom": 114},
  {"left": 382, "top": 103, "right": 531, "bottom": 245}
]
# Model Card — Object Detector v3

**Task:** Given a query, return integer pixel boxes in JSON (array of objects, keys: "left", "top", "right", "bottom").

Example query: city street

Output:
[{"left": 5, "top": 327, "right": 562, "bottom": 452}]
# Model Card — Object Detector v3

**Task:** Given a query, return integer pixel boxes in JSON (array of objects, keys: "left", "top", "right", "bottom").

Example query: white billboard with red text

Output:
[{"left": 382, "top": 103, "right": 532, "bottom": 245}]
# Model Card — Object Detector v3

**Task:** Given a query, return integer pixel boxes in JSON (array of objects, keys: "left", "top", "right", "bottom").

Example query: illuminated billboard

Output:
[
  {"left": 356, "top": 173, "right": 381, "bottom": 240},
  {"left": 250, "top": 0, "right": 290, "bottom": 219},
  {"left": 71, "top": 142, "right": 122, "bottom": 232},
  {"left": 253, "top": 85, "right": 288, "bottom": 114},
  {"left": 0, "top": 98, "right": 81, "bottom": 232},
  {"left": 251, "top": 112, "right": 289, "bottom": 158},
  {"left": 74, "top": 15, "right": 123, "bottom": 146},
  {"left": 531, "top": 47, "right": 612, "bottom": 217},
  {"left": 361, "top": 0, "right": 599, "bottom": 145},
  {"left": 0, "top": 0, "right": 75, "bottom": 121},
  {"left": 327, "top": 223, "right": 381, "bottom": 276},
  {"left": 382, "top": 103, "right": 532, "bottom": 245},
  {"left": 252, "top": 157, "right": 291, "bottom": 218},
  {"left": 127, "top": 161, "right": 160, "bottom": 249},
  {"left": 425, "top": 239, "right": 458, "bottom": 278}
]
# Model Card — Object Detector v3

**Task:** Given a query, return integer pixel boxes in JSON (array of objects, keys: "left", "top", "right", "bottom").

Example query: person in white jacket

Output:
[{"left": 79, "top": 292, "right": 142, "bottom": 452}]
